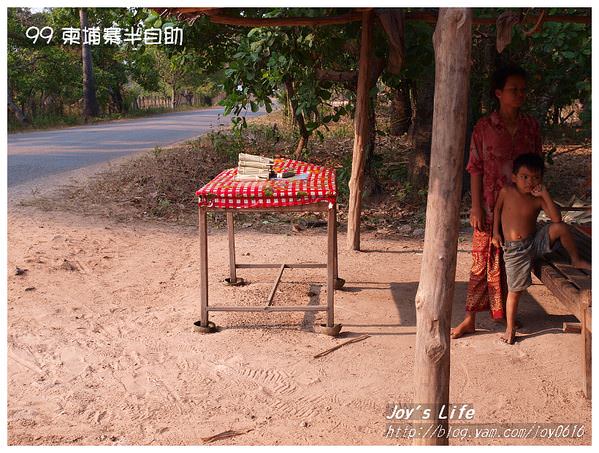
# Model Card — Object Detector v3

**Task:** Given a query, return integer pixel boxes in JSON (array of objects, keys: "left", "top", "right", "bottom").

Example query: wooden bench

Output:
[{"left": 532, "top": 223, "right": 591, "bottom": 398}]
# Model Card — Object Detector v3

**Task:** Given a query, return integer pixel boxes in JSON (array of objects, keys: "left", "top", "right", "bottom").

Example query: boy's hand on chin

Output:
[{"left": 531, "top": 184, "right": 547, "bottom": 197}]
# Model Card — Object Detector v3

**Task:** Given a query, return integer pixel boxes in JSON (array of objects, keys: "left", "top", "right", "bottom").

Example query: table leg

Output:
[
  {"left": 333, "top": 209, "right": 339, "bottom": 280},
  {"left": 332, "top": 205, "right": 345, "bottom": 290},
  {"left": 327, "top": 205, "right": 335, "bottom": 327},
  {"left": 199, "top": 206, "right": 209, "bottom": 327},
  {"left": 227, "top": 212, "right": 237, "bottom": 283}
]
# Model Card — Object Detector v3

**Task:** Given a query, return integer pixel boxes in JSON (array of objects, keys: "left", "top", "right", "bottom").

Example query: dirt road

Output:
[{"left": 7, "top": 201, "right": 591, "bottom": 445}]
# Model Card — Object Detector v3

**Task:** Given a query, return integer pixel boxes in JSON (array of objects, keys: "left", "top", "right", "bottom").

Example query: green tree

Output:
[
  {"left": 143, "top": 9, "right": 227, "bottom": 109},
  {"left": 8, "top": 8, "right": 81, "bottom": 123},
  {"left": 80, "top": 8, "right": 100, "bottom": 118},
  {"left": 215, "top": 9, "right": 359, "bottom": 156},
  {"left": 469, "top": 8, "right": 591, "bottom": 129}
]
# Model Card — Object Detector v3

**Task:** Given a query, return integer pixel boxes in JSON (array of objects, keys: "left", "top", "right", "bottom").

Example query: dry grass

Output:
[
  {"left": 543, "top": 145, "right": 591, "bottom": 204},
  {"left": 28, "top": 142, "right": 235, "bottom": 225},
  {"left": 25, "top": 107, "right": 591, "bottom": 236}
]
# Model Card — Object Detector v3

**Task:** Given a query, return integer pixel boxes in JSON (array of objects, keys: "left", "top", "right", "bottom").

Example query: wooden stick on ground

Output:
[
  {"left": 313, "top": 334, "right": 370, "bottom": 358},
  {"left": 563, "top": 322, "right": 582, "bottom": 334},
  {"left": 266, "top": 264, "right": 286, "bottom": 306},
  {"left": 201, "top": 428, "right": 254, "bottom": 443}
]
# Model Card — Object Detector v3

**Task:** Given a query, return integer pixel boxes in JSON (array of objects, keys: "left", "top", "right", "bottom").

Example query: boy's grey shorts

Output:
[{"left": 502, "top": 224, "right": 557, "bottom": 292}]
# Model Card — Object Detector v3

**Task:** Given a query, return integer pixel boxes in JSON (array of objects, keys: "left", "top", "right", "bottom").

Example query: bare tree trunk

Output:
[
  {"left": 413, "top": 8, "right": 472, "bottom": 446},
  {"left": 378, "top": 9, "right": 405, "bottom": 75},
  {"left": 110, "top": 85, "right": 125, "bottom": 113},
  {"left": 553, "top": 106, "right": 560, "bottom": 125},
  {"left": 170, "top": 77, "right": 178, "bottom": 109},
  {"left": 347, "top": 10, "right": 374, "bottom": 251},
  {"left": 390, "top": 81, "right": 411, "bottom": 136},
  {"left": 379, "top": 6, "right": 410, "bottom": 136},
  {"left": 407, "top": 71, "right": 434, "bottom": 189},
  {"left": 28, "top": 89, "right": 36, "bottom": 119},
  {"left": 284, "top": 78, "right": 310, "bottom": 158},
  {"left": 294, "top": 135, "right": 308, "bottom": 157},
  {"left": 284, "top": 89, "right": 295, "bottom": 125},
  {"left": 80, "top": 8, "right": 99, "bottom": 119},
  {"left": 7, "top": 84, "right": 28, "bottom": 125},
  {"left": 362, "top": 95, "right": 383, "bottom": 197},
  {"left": 479, "top": 34, "right": 498, "bottom": 115},
  {"left": 363, "top": 56, "right": 386, "bottom": 198}
]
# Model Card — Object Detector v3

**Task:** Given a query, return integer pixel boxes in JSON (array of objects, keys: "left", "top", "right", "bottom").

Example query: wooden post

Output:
[
  {"left": 347, "top": 9, "right": 373, "bottom": 251},
  {"left": 581, "top": 289, "right": 591, "bottom": 399},
  {"left": 327, "top": 205, "right": 336, "bottom": 326},
  {"left": 227, "top": 212, "right": 237, "bottom": 283},
  {"left": 582, "top": 306, "right": 592, "bottom": 398},
  {"left": 413, "top": 8, "right": 472, "bottom": 446},
  {"left": 199, "top": 206, "right": 209, "bottom": 326},
  {"left": 80, "top": 8, "right": 99, "bottom": 118},
  {"left": 563, "top": 322, "right": 582, "bottom": 333}
]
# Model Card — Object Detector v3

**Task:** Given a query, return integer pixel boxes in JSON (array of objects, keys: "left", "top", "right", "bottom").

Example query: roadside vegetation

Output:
[
  {"left": 8, "top": 8, "right": 222, "bottom": 132},
  {"left": 25, "top": 105, "right": 590, "bottom": 238},
  {"left": 10, "top": 7, "right": 590, "bottom": 233}
]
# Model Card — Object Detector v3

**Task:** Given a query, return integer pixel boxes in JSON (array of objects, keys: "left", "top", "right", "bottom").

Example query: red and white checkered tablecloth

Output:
[{"left": 196, "top": 158, "right": 336, "bottom": 209}]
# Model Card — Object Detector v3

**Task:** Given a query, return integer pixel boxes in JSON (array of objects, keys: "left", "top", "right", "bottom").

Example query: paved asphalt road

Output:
[{"left": 7, "top": 107, "right": 266, "bottom": 188}]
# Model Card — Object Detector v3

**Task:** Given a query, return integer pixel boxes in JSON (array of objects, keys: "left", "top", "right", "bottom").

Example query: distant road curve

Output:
[{"left": 7, "top": 107, "right": 266, "bottom": 188}]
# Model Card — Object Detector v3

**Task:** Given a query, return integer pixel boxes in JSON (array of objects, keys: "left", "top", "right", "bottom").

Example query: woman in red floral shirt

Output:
[{"left": 451, "top": 65, "right": 543, "bottom": 338}]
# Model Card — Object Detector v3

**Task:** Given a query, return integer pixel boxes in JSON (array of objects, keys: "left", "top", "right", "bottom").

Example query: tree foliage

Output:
[
  {"left": 219, "top": 8, "right": 358, "bottom": 143},
  {"left": 469, "top": 8, "right": 591, "bottom": 129},
  {"left": 8, "top": 7, "right": 591, "bottom": 138},
  {"left": 7, "top": 7, "right": 223, "bottom": 127}
]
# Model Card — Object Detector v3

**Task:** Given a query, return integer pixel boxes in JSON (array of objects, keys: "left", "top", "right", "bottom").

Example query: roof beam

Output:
[
  {"left": 408, "top": 11, "right": 591, "bottom": 25},
  {"left": 158, "top": 8, "right": 590, "bottom": 27}
]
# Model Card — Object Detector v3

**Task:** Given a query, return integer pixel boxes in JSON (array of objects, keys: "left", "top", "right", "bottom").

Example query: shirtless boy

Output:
[{"left": 492, "top": 153, "right": 591, "bottom": 344}]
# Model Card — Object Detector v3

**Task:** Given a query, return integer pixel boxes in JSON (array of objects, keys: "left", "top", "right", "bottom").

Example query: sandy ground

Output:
[{"left": 6, "top": 194, "right": 592, "bottom": 446}]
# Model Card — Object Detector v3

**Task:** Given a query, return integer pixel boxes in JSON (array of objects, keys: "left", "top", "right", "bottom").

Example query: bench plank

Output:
[
  {"left": 551, "top": 262, "right": 592, "bottom": 291},
  {"left": 533, "top": 260, "right": 585, "bottom": 321},
  {"left": 534, "top": 221, "right": 592, "bottom": 399}
]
